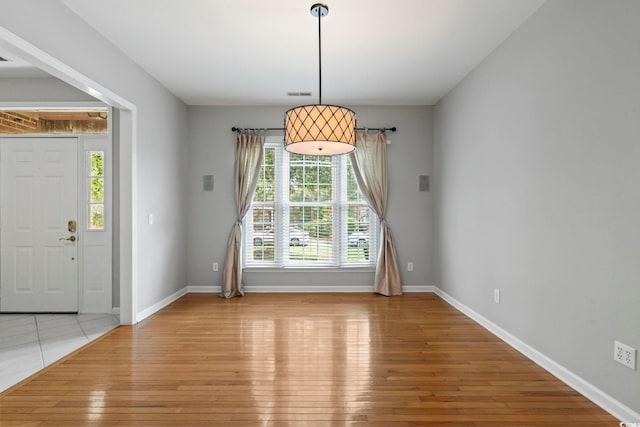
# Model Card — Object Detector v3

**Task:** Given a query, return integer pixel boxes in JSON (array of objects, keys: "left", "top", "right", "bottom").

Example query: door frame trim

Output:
[
  {"left": 0, "top": 132, "right": 113, "bottom": 314},
  {"left": 0, "top": 27, "right": 138, "bottom": 324}
]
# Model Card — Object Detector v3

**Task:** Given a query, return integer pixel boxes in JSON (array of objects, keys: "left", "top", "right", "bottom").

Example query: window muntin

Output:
[{"left": 245, "top": 139, "right": 376, "bottom": 267}]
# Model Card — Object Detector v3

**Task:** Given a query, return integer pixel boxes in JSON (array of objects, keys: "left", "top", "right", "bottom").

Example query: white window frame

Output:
[{"left": 244, "top": 136, "right": 377, "bottom": 268}]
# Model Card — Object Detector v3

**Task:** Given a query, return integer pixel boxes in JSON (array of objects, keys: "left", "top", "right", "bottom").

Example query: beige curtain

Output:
[
  {"left": 350, "top": 131, "right": 402, "bottom": 296},
  {"left": 221, "top": 132, "right": 264, "bottom": 298}
]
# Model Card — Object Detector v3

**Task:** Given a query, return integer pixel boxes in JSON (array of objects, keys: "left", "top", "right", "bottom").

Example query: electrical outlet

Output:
[
  {"left": 493, "top": 288, "right": 500, "bottom": 304},
  {"left": 212, "top": 262, "right": 219, "bottom": 272},
  {"left": 614, "top": 340, "right": 637, "bottom": 370},
  {"left": 407, "top": 262, "right": 413, "bottom": 272}
]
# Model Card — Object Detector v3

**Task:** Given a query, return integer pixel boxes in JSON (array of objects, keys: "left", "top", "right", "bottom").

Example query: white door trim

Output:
[
  {"left": 80, "top": 135, "right": 113, "bottom": 313},
  {"left": 0, "top": 27, "right": 138, "bottom": 325}
]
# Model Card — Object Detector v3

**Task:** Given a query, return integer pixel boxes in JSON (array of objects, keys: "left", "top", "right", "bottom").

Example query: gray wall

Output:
[
  {"left": 187, "top": 105, "right": 434, "bottom": 290},
  {"left": 0, "top": 0, "right": 189, "bottom": 315},
  {"left": 0, "top": 77, "right": 95, "bottom": 102},
  {"left": 434, "top": 0, "right": 639, "bottom": 412}
]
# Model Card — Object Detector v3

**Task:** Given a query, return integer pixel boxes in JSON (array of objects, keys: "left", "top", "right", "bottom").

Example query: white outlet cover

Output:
[{"left": 614, "top": 340, "right": 637, "bottom": 370}]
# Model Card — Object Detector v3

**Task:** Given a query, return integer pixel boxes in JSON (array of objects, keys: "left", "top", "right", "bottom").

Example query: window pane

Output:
[
  {"left": 316, "top": 206, "right": 333, "bottom": 240},
  {"left": 288, "top": 206, "right": 333, "bottom": 263},
  {"left": 255, "top": 161, "right": 274, "bottom": 200},
  {"left": 290, "top": 184, "right": 303, "bottom": 202},
  {"left": 90, "top": 178, "right": 104, "bottom": 203},
  {"left": 347, "top": 204, "right": 372, "bottom": 261},
  {"left": 304, "top": 165, "right": 318, "bottom": 184},
  {"left": 89, "top": 204, "right": 105, "bottom": 230},
  {"left": 254, "top": 147, "right": 276, "bottom": 203},
  {"left": 253, "top": 228, "right": 275, "bottom": 261},
  {"left": 347, "top": 159, "right": 363, "bottom": 202},
  {"left": 348, "top": 205, "right": 371, "bottom": 232},
  {"left": 289, "top": 206, "right": 333, "bottom": 240},
  {"left": 303, "top": 184, "right": 319, "bottom": 202},
  {"left": 318, "top": 183, "right": 332, "bottom": 202},
  {"left": 90, "top": 151, "right": 104, "bottom": 177},
  {"left": 289, "top": 206, "right": 303, "bottom": 226},
  {"left": 251, "top": 207, "right": 275, "bottom": 261},
  {"left": 262, "top": 166, "right": 275, "bottom": 201},
  {"left": 252, "top": 206, "right": 274, "bottom": 229},
  {"left": 289, "top": 164, "right": 304, "bottom": 201}
]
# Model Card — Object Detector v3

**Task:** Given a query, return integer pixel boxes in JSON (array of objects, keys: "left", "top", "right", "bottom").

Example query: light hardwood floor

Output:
[{"left": 0, "top": 293, "right": 616, "bottom": 426}]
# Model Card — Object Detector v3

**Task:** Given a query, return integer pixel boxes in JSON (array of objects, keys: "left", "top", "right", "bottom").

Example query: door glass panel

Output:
[
  {"left": 88, "top": 151, "right": 105, "bottom": 230},
  {"left": 90, "top": 178, "right": 104, "bottom": 203},
  {"left": 89, "top": 204, "right": 105, "bottom": 230}
]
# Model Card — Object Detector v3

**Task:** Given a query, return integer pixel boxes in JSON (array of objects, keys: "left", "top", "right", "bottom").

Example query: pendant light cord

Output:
[{"left": 317, "top": 6, "right": 322, "bottom": 105}]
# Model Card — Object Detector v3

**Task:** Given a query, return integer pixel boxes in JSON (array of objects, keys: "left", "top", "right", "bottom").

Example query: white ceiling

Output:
[{"left": 6, "top": 0, "right": 547, "bottom": 106}]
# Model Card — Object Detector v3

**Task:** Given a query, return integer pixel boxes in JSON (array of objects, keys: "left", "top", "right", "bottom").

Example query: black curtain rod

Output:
[{"left": 231, "top": 126, "right": 397, "bottom": 133}]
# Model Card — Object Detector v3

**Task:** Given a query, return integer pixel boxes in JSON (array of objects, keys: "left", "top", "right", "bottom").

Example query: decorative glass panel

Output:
[
  {"left": 88, "top": 151, "right": 105, "bottom": 231},
  {"left": 89, "top": 204, "right": 105, "bottom": 230},
  {"left": 90, "top": 178, "right": 104, "bottom": 203},
  {"left": 90, "top": 151, "right": 104, "bottom": 176}
]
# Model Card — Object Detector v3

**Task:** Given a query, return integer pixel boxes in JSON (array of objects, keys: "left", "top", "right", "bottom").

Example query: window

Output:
[
  {"left": 245, "top": 138, "right": 376, "bottom": 267},
  {"left": 87, "top": 151, "right": 105, "bottom": 230},
  {"left": 0, "top": 110, "right": 108, "bottom": 134}
]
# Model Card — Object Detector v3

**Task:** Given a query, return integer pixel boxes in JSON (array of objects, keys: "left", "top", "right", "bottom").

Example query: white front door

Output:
[{"left": 1, "top": 137, "right": 79, "bottom": 312}]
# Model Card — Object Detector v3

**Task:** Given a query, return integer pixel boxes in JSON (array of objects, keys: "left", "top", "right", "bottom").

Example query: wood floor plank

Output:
[{"left": 0, "top": 293, "right": 617, "bottom": 426}]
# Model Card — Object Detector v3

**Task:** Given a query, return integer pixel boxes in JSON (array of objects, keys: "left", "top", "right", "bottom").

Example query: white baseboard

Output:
[
  {"left": 433, "top": 287, "right": 640, "bottom": 423},
  {"left": 404, "top": 285, "right": 436, "bottom": 292},
  {"left": 189, "top": 284, "right": 374, "bottom": 293},
  {"left": 248, "top": 284, "right": 373, "bottom": 292},
  {"left": 187, "top": 284, "right": 435, "bottom": 293},
  {"left": 136, "top": 287, "right": 188, "bottom": 322},
  {"left": 187, "top": 285, "right": 221, "bottom": 294}
]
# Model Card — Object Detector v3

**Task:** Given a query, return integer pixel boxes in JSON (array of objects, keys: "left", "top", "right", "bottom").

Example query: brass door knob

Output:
[{"left": 59, "top": 236, "right": 77, "bottom": 242}]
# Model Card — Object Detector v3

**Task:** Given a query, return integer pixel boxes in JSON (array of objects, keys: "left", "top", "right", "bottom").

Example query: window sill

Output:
[{"left": 244, "top": 266, "right": 375, "bottom": 274}]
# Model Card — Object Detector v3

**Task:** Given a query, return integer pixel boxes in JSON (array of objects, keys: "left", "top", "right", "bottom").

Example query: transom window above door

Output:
[{"left": 0, "top": 109, "right": 108, "bottom": 134}]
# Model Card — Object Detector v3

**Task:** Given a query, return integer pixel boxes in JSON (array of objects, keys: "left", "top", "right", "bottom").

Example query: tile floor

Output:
[{"left": 0, "top": 313, "right": 119, "bottom": 392}]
